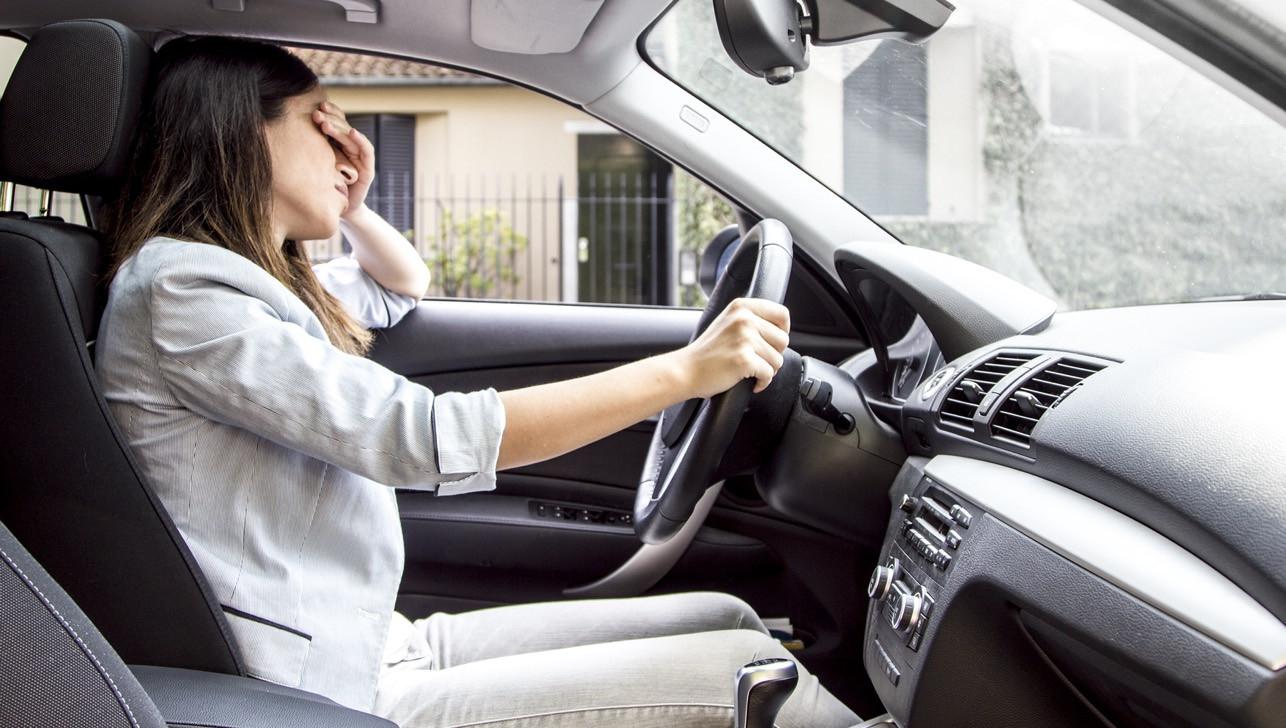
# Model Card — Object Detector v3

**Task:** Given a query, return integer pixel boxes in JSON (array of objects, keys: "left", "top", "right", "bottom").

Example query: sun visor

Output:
[{"left": 471, "top": 0, "right": 606, "bottom": 54}]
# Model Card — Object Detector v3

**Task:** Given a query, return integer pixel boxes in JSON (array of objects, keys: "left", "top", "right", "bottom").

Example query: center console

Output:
[{"left": 864, "top": 467, "right": 979, "bottom": 692}]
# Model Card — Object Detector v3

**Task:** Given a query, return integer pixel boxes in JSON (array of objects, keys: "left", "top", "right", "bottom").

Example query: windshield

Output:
[{"left": 645, "top": 0, "right": 1286, "bottom": 310}]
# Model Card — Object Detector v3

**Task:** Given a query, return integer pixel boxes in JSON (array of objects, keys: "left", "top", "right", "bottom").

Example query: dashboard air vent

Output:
[
  {"left": 991, "top": 359, "right": 1108, "bottom": 446},
  {"left": 939, "top": 352, "right": 1038, "bottom": 430}
]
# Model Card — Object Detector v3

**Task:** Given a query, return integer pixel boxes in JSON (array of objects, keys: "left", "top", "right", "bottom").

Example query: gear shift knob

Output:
[{"left": 734, "top": 657, "right": 799, "bottom": 728}]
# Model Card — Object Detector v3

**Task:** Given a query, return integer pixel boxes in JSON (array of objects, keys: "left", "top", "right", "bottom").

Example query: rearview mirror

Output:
[
  {"left": 809, "top": 0, "right": 955, "bottom": 45},
  {"left": 713, "top": 0, "right": 811, "bottom": 85},
  {"left": 713, "top": 0, "right": 955, "bottom": 84}
]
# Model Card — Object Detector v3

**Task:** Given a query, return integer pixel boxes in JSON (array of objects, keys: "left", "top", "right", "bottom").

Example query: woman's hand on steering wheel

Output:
[
  {"left": 673, "top": 298, "right": 791, "bottom": 398},
  {"left": 634, "top": 219, "right": 795, "bottom": 545}
]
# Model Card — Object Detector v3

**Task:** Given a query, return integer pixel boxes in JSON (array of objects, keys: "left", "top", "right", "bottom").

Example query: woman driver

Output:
[{"left": 96, "top": 35, "right": 859, "bottom": 728}]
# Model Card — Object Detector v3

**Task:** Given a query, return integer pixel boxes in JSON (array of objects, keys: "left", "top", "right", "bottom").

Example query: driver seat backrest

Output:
[{"left": 0, "top": 19, "right": 243, "bottom": 675}]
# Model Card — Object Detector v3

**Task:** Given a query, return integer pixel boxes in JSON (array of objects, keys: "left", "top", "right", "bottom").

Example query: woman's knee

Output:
[{"left": 685, "top": 591, "right": 765, "bottom": 632}]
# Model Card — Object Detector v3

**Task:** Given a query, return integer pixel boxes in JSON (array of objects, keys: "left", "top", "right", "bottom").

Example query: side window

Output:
[
  {"left": 0, "top": 36, "right": 18, "bottom": 96},
  {"left": 0, "top": 35, "right": 87, "bottom": 225},
  {"left": 301, "top": 48, "right": 731, "bottom": 306}
]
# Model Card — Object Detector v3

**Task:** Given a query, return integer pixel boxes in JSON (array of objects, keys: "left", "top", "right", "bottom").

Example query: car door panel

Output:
[
  {"left": 371, "top": 300, "right": 699, "bottom": 610},
  {"left": 372, "top": 298, "right": 876, "bottom": 712},
  {"left": 372, "top": 299, "right": 700, "bottom": 375}
]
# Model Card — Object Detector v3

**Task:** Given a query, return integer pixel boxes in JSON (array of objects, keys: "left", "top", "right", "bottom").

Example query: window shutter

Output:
[
  {"left": 344, "top": 114, "right": 414, "bottom": 234},
  {"left": 376, "top": 115, "right": 415, "bottom": 234}
]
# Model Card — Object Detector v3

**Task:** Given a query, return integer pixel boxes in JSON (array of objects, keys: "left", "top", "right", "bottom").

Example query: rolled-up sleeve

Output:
[
  {"left": 313, "top": 255, "right": 419, "bottom": 330},
  {"left": 148, "top": 252, "right": 502, "bottom": 494}
]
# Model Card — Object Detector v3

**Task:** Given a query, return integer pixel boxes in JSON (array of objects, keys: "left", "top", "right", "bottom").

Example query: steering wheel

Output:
[{"left": 634, "top": 219, "right": 794, "bottom": 544}]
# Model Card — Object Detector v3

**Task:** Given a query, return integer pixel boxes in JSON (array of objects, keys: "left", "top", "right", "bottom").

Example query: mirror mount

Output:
[{"left": 713, "top": 0, "right": 955, "bottom": 84}]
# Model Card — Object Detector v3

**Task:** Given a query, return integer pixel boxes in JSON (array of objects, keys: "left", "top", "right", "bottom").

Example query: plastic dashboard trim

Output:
[{"left": 924, "top": 454, "right": 1286, "bottom": 671}]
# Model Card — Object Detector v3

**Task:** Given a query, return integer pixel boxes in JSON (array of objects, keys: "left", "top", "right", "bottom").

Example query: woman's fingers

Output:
[
  {"left": 314, "top": 104, "right": 371, "bottom": 162},
  {"left": 685, "top": 298, "right": 791, "bottom": 397},
  {"left": 747, "top": 322, "right": 787, "bottom": 392},
  {"left": 313, "top": 101, "right": 376, "bottom": 212},
  {"left": 742, "top": 297, "right": 791, "bottom": 335},
  {"left": 725, "top": 298, "right": 790, "bottom": 353}
]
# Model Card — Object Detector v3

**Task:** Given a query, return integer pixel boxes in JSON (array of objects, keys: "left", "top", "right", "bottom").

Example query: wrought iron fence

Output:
[
  {"left": 3, "top": 175, "right": 684, "bottom": 306},
  {"left": 312, "top": 172, "right": 677, "bottom": 305},
  {"left": 578, "top": 172, "right": 670, "bottom": 306}
]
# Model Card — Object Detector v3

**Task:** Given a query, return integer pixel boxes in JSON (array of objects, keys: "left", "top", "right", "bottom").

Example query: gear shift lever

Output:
[{"left": 734, "top": 657, "right": 799, "bottom": 728}]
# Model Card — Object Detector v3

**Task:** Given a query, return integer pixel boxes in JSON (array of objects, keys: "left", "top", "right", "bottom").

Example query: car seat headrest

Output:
[{"left": 0, "top": 19, "right": 151, "bottom": 197}]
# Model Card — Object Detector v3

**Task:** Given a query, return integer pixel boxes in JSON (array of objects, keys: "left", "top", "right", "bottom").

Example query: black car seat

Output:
[
  {"left": 0, "top": 18, "right": 242, "bottom": 675},
  {"left": 2, "top": 516, "right": 398, "bottom": 727},
  {"left": 1, "top": 517, "right": 170, "bottom": 727}
]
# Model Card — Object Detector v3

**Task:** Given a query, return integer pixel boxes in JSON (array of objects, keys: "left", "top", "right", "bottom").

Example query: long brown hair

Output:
[{"left": 105, "top": 36, "right": 372, "bottom": 355}]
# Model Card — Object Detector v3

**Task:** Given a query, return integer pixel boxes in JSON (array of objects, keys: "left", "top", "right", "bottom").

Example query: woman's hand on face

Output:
[
  {"left": 676, "top": 298, "right": 791, "bottom": 399},
  {"left": 313, "top": 101, "right": 375, "bottom": 218}
]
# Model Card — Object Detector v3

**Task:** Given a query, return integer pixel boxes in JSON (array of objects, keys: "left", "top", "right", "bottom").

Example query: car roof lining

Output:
[
  {"left": 2, "top": 0, "right": 1284, "bottom": 117},
  {"left": 470, "top": 0, "right": 606, "bottom": 55},
  {"left": 0, "top": 0, "right": 670, "bottom": 105}
]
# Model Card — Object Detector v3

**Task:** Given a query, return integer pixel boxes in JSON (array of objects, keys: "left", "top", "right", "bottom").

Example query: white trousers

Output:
[{"left": 373, "top": 592, "right": 860, "bottom": 727}]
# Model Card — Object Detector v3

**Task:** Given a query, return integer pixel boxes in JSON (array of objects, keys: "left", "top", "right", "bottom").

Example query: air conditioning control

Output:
[
  {"left": 867, "top": 559, "right": 901, "bottom": 600},
  {"left": 888, "top": 582, "right": 923, "bottom": 633}
]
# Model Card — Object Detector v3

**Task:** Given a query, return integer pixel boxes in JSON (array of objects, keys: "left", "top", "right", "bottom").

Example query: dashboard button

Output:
[
  {"left": 919, "top": 367, "right": 955, "bottom": 401},
  {"left": 919, "top": 592, "right": 935, "bottom": 620},
  {"left": 904, "top": 530, "right": 919, "bottom": 549},
  {"left": 874, "top": 640, "right": 900, "bottom": 686},
  {"left": 946, "top": 530, "right": 963, "bottom": 549},
  {"left": 950, "top": 504, "right": 973, "bottom": 528}
]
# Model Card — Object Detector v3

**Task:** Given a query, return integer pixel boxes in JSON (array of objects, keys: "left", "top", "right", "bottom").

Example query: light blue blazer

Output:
[{"left": 95, "top": 238, "right": 504, "bottom": 710}]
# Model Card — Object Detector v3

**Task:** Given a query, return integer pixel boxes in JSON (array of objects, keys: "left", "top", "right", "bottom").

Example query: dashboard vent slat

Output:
[
  {"left": 991, "top": 358, "right": 1109, "bottom": 447},
  {"left": 938, "top": 352, "right": 1039, "bottom": 431}
]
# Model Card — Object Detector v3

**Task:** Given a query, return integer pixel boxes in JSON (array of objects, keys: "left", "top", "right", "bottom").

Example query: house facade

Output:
[{"left": 300, "top": 49, "right": 684, "bottom": 305}]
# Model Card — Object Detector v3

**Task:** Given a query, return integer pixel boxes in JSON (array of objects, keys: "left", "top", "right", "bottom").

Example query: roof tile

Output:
[{"left": 291, "top": 48, "right": 483, "bottom": 82}]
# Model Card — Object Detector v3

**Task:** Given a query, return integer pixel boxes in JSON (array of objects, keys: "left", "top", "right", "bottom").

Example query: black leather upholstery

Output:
[
  {"left": 131, "top": 666, "right": 397, "bottom": 728},
  {"left": 0, "top": 20, "right": 243, "bottom": 675},
  {"left": 0, "top": 519, "right": 168, "bottom": 728}
]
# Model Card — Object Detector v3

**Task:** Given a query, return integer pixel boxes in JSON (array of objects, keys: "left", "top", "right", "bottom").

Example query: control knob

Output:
[
  {"left": 888, "top": 583, "right": 923, "bottom": 633},
  {"left": 899, "top": 494, "right": 918, "bottom": 513},
  {"left": 867, "top": 560, "right": 900, "bottom": 601}
]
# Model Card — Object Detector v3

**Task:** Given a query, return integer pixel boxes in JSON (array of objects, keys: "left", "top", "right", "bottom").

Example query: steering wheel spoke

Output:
[{"left": 660, "top": 397, "right": 702, "bottom": 448}]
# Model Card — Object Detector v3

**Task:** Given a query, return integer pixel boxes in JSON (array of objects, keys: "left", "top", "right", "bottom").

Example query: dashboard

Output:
[{"left": 822, "top": 241, "right": 1286, "bottom": 727}]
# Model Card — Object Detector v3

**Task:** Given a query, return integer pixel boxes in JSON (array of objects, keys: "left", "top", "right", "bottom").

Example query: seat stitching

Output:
[{"left": 0, "top": 545, "right": 143, "bottom": 728}]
